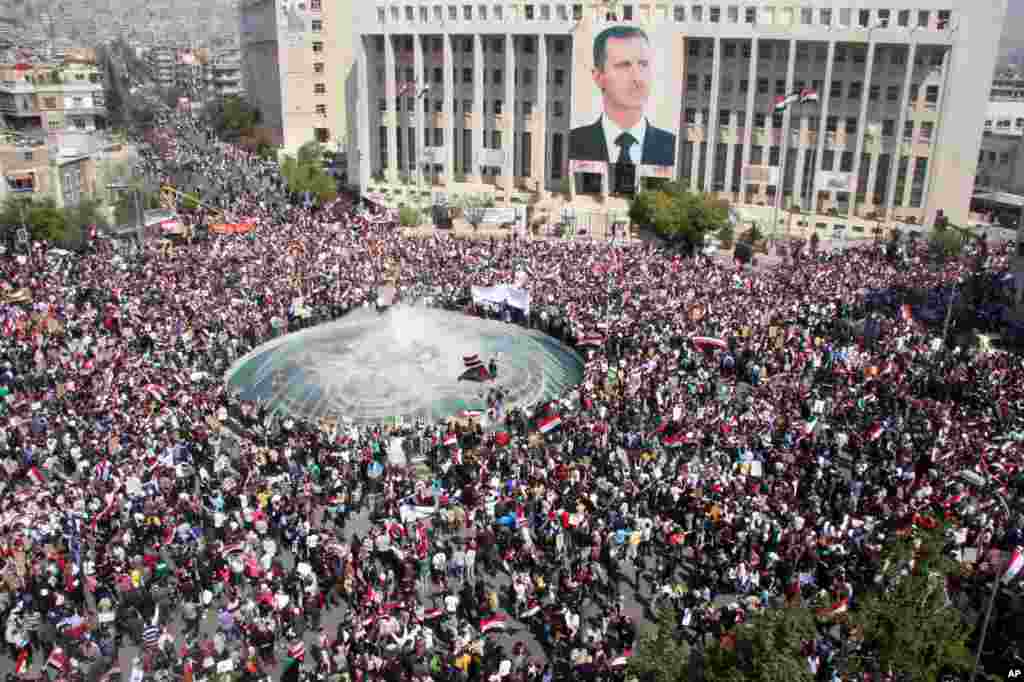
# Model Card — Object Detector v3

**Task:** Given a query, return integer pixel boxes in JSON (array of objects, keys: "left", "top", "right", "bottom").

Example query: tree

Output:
[
  {"left": 398, "top": 206, "right": 423, "bottom": 227},
  {"left": 280, "top": 141, "right": 337, "bottom": 204},
  {"left": 845, "top": 523, "right": 974, "bottom": 682},
  {"left": 702, "top": 606, "right": 818, "bottom": 682},
  {"left": 205, "top": 95, "right": 262, "bottom": 140},
  {"left": 628, "top": 608, "right": 691, "bottom": 682},
  {"left": 629, "top": 183, "right": 729, "bottom": 248},
  {"left": 929, "top": 228, "right": 963, "bottom": 262},
  {"left": 455, "top": 193, "right": 494, "bottom": 232},
  {"left": 0, "top": 196, "right": 105, "bottom": 250}
]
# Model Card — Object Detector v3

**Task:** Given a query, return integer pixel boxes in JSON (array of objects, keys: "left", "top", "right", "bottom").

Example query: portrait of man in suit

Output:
[{"left": 568, "top": 26, "right": 677, "bottom": 167}]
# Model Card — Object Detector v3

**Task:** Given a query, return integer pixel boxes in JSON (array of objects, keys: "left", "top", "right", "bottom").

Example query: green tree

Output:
[
  {"left": 929, "top": 228, "right": 963, "bottom": 262},
  {"left": 0, "top": 196, "right": 99, "bottom": 248},
  {"left": 629, "top": 183, "right": 729, "bottom": 248},
  {"left": 846, "top": 523, "right": 974, "bottom": 682},
  {"left": 454, "top": 193, "right": 495, "bottom": 232},
  {"left": 628, "top": 608, "right": 691, "bottom": 682},
  {"left": 703, "top": 606, "right": 818, "bottom": 682},
  {"left": 280, "top": 142, "right": 337, "bottom": 204},
  {"left": 398, "top": 206, "right": 422, "bottom": 227}
]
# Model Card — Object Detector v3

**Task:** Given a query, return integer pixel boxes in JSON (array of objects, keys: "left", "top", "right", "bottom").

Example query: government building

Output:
[{"left": 257, "top": 1, "right": 1007, "bottom": 229}]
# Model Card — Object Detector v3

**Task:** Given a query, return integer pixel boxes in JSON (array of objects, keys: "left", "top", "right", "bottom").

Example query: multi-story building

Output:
[
  {"left": 345, "top": 0, "right": 1005, "bottom": 227},
  {"left": 212, "top": 47, "right": 244, "bottom": 97},
  {"left": 148, "top": 45, "right": 175, "bottom": 89},
  {"left": 991, "top": 69, "right": 1024, "bottom": 102},
  {"left": 0, "top": 58, "right": 106, "bottom": 134},
  {"left": 977, "top": 101, "right": 1024, "bottom": 197},
  {"left": 240, "top": 0, "right": 354, "bottom": 154}
]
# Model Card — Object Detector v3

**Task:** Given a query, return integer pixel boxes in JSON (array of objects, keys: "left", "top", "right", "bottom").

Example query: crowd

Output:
[{"left": 0, "top": 113, "right": 1022, "bottom": 682}]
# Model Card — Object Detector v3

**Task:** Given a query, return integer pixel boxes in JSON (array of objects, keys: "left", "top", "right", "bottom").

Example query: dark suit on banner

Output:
[{"left": 569, "top": 117, "right": 676, "bottom": 167}]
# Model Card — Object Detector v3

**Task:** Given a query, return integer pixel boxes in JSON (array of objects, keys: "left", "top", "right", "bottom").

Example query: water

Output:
[{"left": 226, "top": 305, "right": 585, "bottom": 425}]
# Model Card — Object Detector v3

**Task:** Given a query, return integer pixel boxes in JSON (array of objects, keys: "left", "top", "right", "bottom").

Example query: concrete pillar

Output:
[
  {"left": 810, "top": 40, "right": 837, "bottom": 214},
  {"left": 384, "top": 34, "right": 398, "bottom": 181},
  {"left": 535, "top": 34, "right": 548, "bottom": 194},
  {"left": 473, "top": 34, "right": 485, "bottom": 181},
  {"left": 777, "top": 38, "right": 796, "bottom": 214},
  {"left": 848, "top": 41, "right": 876, "bottom": 218},
  {"left": 356, "top": 36, "right": 371, "bottom": 191},
  {"left": 703, "top": 37, "right": 722, "bottom": 193},
  {"left": 920, "top": 44, "right": 952, "bottom": 227},
  {"left": 443, "top": 32, "right": 455, "bottom": 184},
  {"left": 413, "top": 34, "right": 425, "bottom": 184},
  {"left": 885, "top": 42, "right": 917, "bottom": 219},
  {"left": 739, "top": 37, "right": 759, "bottom": 201},
  {"left": 503, "top": 34, "right": 516, "bottom": 196}
]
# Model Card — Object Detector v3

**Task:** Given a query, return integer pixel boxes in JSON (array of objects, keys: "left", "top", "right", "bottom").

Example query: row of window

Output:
[
  {"left": 684, "top": 75, "right": 940, "bottom": 104},
  {"left": 979, "top": 149, "right": 1013, "bottom": 166},
  {"left": 686, "top": 41, "right": 941, "bottom": 68},
  {"left": 686, "top": 108, "right": 935, "bottom": 140},
  {"left": 377, "top": 4, "right": 952, "bottom": 30},
  {"left": 378, "top": 96, "right": 553, "bottom": 117},
  {"left": 984, "top": 118, "right": 1024, "bottom": 130},
  {"left": 381, "top": 65, "right": 564, "bottom": 87},
  {"left": 375, "top": 35, "right": 554, "bottom": 55}
]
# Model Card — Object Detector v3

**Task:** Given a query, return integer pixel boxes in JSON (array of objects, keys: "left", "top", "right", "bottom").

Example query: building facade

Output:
[
  {"left": 0, "top": 59, "right": 107, "bottom": 134},
  {"left": 240, "top": 0, "right": 354, "bottom": 155},
  {"left": 346, "top": 0, "right": 1005, "bottom": 227},
  {"left": 978, "top": 100, "right": 1024, "bottom": 196},
  {"left": 990, "top": 69, "right": 1024, "bottom": 102}
]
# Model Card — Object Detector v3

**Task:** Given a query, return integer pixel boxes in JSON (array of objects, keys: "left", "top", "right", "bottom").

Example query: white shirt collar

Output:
[{"left": 602, "top": 114, "right": 647, "bottom": 164}]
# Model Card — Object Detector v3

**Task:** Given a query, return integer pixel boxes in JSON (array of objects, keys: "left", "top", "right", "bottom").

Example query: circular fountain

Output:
[{"left": 225, "top": 305, "right": 585, "bottom": 425}]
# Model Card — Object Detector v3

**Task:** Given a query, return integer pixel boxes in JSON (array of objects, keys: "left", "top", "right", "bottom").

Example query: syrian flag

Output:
[
  {"left": 663, "top": 432, "right": 695, "bottom": 448},
  {"left": 14, "top": 649, "right": 29, "bottom": 675},
  {"left": 521, "top": 604, "right": 541, "bottom": 619},
  {"left": 420, "top": 608, "right": 444, "bottom": 621},
  {"left": 461, "top": 410, "right": 483, "bottom": 418},
  {"left": 611, "top": 650, "right": 633, "bottom": 667},
  {"left": 443, "top": 433, "right": 458, "bottom": 447},
  {"left": 27, "top": 466, "right": 46, "bottom": 486},
  {"left": 287, "top": 641, "right": 305, "bottom": 663},
  {"left": 799, "top": 88, "right": 818, "bottom": 104},
  {"left": 463, "top": 354, "right": 482, "bottom": 368},
  {"left": 1003, "top": 547, "right": 1024, "bottom": 585},
  {"left": 578, "top": 333, "right": 605, "bottom": 348},
  {"left": 802, "top": 418, "right": 818, "bottom": 437},
  {"left": 774, "top": 91, "right": 800, "bottom": 112},
  {"left": 480, "top": 614, "right": 507, "bottom": 633},
  {"left": 537, "top": 414, "right": 562, "bottom": 434}
]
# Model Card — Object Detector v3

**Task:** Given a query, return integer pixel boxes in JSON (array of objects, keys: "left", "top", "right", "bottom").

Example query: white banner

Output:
[
  {"left": 477, "top": 207, "right": 525, "bottom": 229},
  {"left": 471, "top": 285, "right": 531, "bottom": 314},
  {"left": 422, "top": 147, "right": 446, "bottom": 164},
  {"left": 818, "top": 171, "right": 856, "bottom": 192},
  {"left": 741, "top": 165, "right": 781, "bottom": 185},
  {"left": 639, "top": 164, "right": 674, "bottom": 179},
  {"left": 570, "top": 159, "right": 608, "bottom": 175},
  {"left": 476, "top": 148, "right": 507, "bottom": 167}
]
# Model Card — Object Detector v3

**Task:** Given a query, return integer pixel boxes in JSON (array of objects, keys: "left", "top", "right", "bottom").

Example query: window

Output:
[
  {"left": 985, "top": 119, "right": 992, "bottom": 129},
  {"left": 831, "top": 81, "right": 842, "bottom": 98},
  {"left": 692, "top": 5, "right": 703, "bottom": 21},
  {"left": 775, "top": 80, "right": 786, "bottom": 96},
  {"left": 937, "top": 10, "right": 950, "bottom": 29},
  {"left": 310, "top": 0, "right": 321, "bottom": 9},
  {"left": 754, "top": 112, "right": 766, "bottom": 128},
  {"left": 21, "top": 151, "right": 33, "bottom": 161},
  {"left": 920, "top": 121, "right": 934, "bottom": 140},
  {"left": 839, "top": 8, "right": 851, "bottom": 27},
  {"left": 540, "top": 4, "right": 550, "bottom": 19},
  {"left": 495, "top": 4, "right": 503, "bottom": 19},
  {"left": 494, "top": 99, "right": 503, "bottom": 114},
  {"left": 903, "top": 120, "right": 914, "bottom": 139},
  {"left": 685, "top": 108, "right": 697, "bottom": 123},
  {"left": 554, "top": 39, "right": 566, "bottom": 54},
  {"left": 464, "top": 4, "right": 473, "bottom": 20},
  {"left": 771, "top": 113, "right": 783, "bottom": 129},
  {"left": 522, "top": 101, "right": 533, "bottom": 116},
  {"left": 727, "top": 5, "right": 738, "bottom": 22},
  {"left": 744, "top": 6, "right": 756, "bottom": 23},
  {"left": 816, "top": 46, "right": 827, "bottom": 64},
  {"left": 554, "top": 69, "right": 565, "bottom": 86},
  {"left": 1016, "top": 118, "right": 1024, "bottom": 128},
  {"left": 869, "top": 85, "right": 879, "bottom": 101},
  {"left": 524, "top": 4, "right": 534, "bottom": 19},
  {"left": 314, "top": 83, "right": 326, "bottom": 95},
  {"left": 686, "top": 74, "right": 698, "bottom": 90},
  {"left": 378, "top": 98, "right": 387, "bottom": 111},
  {"left": 705, "top": 44, "right": 715, "bottom": 58},
  {"left": 761, "top": 44, "right": 773, "bottom": 60},
  {"left": 572, "top": 4, "right": 582, "bottom": 20},
  {"left": 378, "top": 6, "right": 386, "bottom": 21},
  {"left": 800, "top": 7, "right": 812, "bottom": 24},
  {"left": 835, "top": 47, "right": 846, "bottom": 63},
  {"left": 553, "top": 101, "right": 563, "bottom": 117},
  {"left": 433, "top": 37, "right": 443, "bottom": 51},
  {"left": 463, "top": 99, "right": 472, "bottom": 112},
  {"left": 845, "top": 117, "right": 857, "bottom": 134},
  {"left": 709, "top": 6, "right": 720, "bottom": 22},
  {"left": 882, "top": 119, "right": 895, "bottom": 136},
  {"left": 848, "top": 81, "right": 862, "bottom": 99},
  {"left": 434, "top": 128, "right": 443, "bottom": 146},
  {"left": 674, "top": 6, "right": 685, "bottom": 21},
  {"left": 925, "top": 85, "right": 939, "bottom": 104},
  {"left": 721, "top": 78, "right": 732, "bottom": 93},
  {"left": 311, "top": 19, "right": 322, "bottom": 31},
  {"left": 1001, "top": 152, "right": 1011, "bottom": 165},
  {"left": 858, "top": 9, "right": 870, "bottom": 27},
  {"left": 826, "top": 116, "right": 838, "bottom": 132},
  {"left": 522, "top": 68, "right": 533, "bottom": 85},
  {"left": 405, "top": 6, "right": 414, "bottom": 20},
  {"left": 434, "top": 99, "right": 443, "bottom": 112},
  {"left": 878, "top": 9, "right": 890, "bottom": 26},
  {"left": 433, "top": 6, "right": 443, "bottom": 20},
  {"left": 312, "top": 41, "right": 323, "bottom": 53},
  {"left": 719, "top": 109, "right": 731, "bottom": 125},
  {"left": 724, "top": 42, "right": 736, "bottom": 58},
  {"left": 448, "top": 5, "right": 458, "bottom": 20},
  {"left": 688, "top": 42, "right": 701, "bottom": 57},
  {"left": 316, "top": 104, "right": 327, "bottom": 115},
  {"left": 853, "top": 50, "right": 866, "bottom": 65},
  {"left": 704, "top": 75, "right": 713, "bottom": 92},
  {"left": 898, "top": 9, "right": 909, "bottom": 26},
  {"left": 742, "top": 43, "right": 751, "bottom": 58},
  {"left": 739, "top": 79, "right": 748, "bottom": 93},
  {"left": 492, "top": 130, "right": 501, "bottom": 147},
  {"left": 493, "top": 68, "right": 502, "bottom": 85},
  {"left": 757, "top": 79, "right": 768, "bottom": 94},
  {"left": 463, "top": 68, "right": 472, "bottom": 83},
  {"left": 314, "top": 62, "right": 325, "bottom": 74},
  {"left": 840, "top": 151, "right": 853, "bottom": 172},
  {"left": 622, "top": 5, "right": 634, "bottom": 20},
  {"left": 886, "top": 85, "right": 899, "bottom": 102},
  {"left": 917, "top": 10, "right": 929, "bottom": 27},
  {"left": 909, "top": 83, "right": 919, "bottom": 103},
  {"left": 493, "top": 37, "right": 504, "bottom": 53},
  {"left": 433, "top": 67, "right": 443, "bottom": 83},
  {"left": 820, "top": 8, "right": 831, "bottom": 26},
  {"left": 479, "top": 5, "right": 487, "bottom": 20},
  {"left": 463, "top": 37, "right": 473, "bottom": 52}
]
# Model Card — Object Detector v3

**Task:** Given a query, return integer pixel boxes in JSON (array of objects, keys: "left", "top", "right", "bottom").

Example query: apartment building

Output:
[
  {"left": 991, "top": 69, "right": 1024, "bottom": 103},
  {"left": 346, "top": 0, "right": 1005, "bottom": 227},
  {"left": 240, "top": 0, "right": 355, "bottom": 154},
  {"left": 212, "top": 47, "right": 244, "bottom": 97},
  {"left": 0, "top": 59, "right": 106, "bottom": 134},
  {"left": 148, "top": 45, "right": 175, "bottom": 89}
]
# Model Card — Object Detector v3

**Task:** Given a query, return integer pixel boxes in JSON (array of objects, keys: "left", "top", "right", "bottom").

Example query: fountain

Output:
[{"left": 225, "top": 304, "right": 585, "bottom": 425}]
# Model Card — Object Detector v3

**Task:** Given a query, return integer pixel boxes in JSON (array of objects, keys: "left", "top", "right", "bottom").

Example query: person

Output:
[{"left": 568, "top": 26, "right": 676, "bottom": 166}]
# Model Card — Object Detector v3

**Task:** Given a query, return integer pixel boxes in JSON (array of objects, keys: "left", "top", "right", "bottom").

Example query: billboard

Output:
[
  {"left": 818, "top": 171, "right": 856, "bottom": 193},
  {"left": 741, "top": 165, "right": 781, "bottom": 185},
  {"left": 569, "top": 24, "right": 682, "bottom": 170}
]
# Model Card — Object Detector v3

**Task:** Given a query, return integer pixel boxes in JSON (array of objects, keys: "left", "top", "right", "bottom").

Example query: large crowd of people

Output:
[{"left": 0, "top": 114, "right": 1022, "bottom": 682}]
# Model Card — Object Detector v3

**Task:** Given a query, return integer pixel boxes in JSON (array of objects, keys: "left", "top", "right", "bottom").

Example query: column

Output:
[
  {"left": 690, "top": 135, "right": 701, "bottom": 192},
  {"left": 384, "top": 34, "right": 398, "bottom": 181},
  {"left": 792, "top": 113, "right": 807, "bottom": 211},
  {"left": 357, "top": 36, "right": 371, "bottom": 190},
  {"left": 503, "top": 33, "right": 516, "bottom": 195},
  {"left": 885, "top": 42, "right": 916, "bottom": 219},
  {"left": 723, "top": 112, "right": 737, "bottom": 197},
  {"left": 740, "top": 37, "right": 759, "bottom": 201},
  {"left": 848, "top": 41, "right": 876, "bottom": 218},
  {"left": 443, "top": 33, "right": 455, "bottom": 184},
  {"left": 810, "top": 40, "right": 837, "bottom": 214},
  {"left": 919, "top": 44, "right": 952, "bottom": 226},
  {"left": 473, "top": 34, "right": 485, "bottom": 181},
  {"left": 900, "top": 157, "right": 915, "bottom": 209},
  {"left": 777, "top": 39, "right": 796, "bottom": 214},
  {"left": 535, "top": 34, "right": 548, "bottom": 194},
  {"left": 864, "top": 148, "right": 881, "bottom": 211},
  {"left": 703, "top": 38, "right": 722, "bottom": 193},
  {"left": 413, "top": 34, "right": 425, "bottom": 185}
]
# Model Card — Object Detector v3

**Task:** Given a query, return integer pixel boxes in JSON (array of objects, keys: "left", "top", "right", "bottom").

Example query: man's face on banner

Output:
[{"left": 593, "top": 35, "right": 652, "bottom": 120}]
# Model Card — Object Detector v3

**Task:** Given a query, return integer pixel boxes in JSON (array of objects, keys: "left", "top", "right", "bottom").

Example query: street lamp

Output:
[{"left": 960, "top": 473, "right": 1013, "bottom": 682}]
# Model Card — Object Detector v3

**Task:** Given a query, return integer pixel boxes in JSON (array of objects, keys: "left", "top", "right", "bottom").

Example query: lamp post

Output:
[{"left": 964, "top": 476, "right": 1012, "bottom": 682}]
